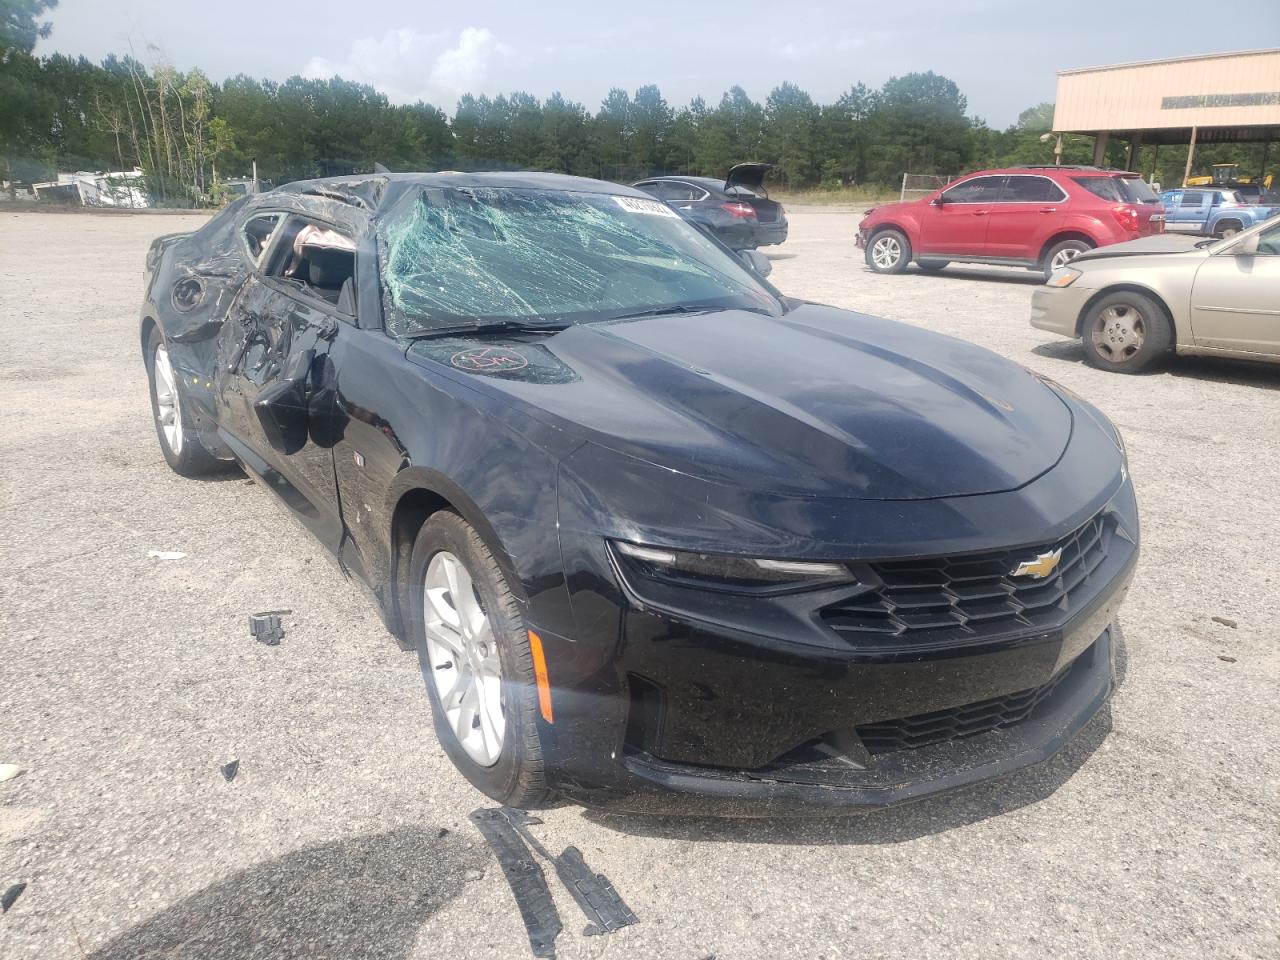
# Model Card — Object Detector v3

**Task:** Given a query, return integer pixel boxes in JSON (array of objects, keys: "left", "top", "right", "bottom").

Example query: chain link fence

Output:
[{"left": 900, "top": 173, "right": 957, "bottom": 202}]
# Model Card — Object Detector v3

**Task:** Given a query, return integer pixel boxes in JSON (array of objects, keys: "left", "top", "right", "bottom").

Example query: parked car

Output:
[
  {"left": 632, "top": 163, "right": 788, "bottom": 250},
  {"left": 1031, "top": 216, "right": 1280, "bottom": 373},
  {"left": 857, "top": 166, "right": 1166, "bottom": 280},
  {"left": 1158, "top": 187, "right": 1275, "bottom": 238},
  {"left": 1219, "top": 181, "right": 1280, "bottom": 206},
  {"left": 143, "top": 172, "right": 1136, "bottom": 816}
]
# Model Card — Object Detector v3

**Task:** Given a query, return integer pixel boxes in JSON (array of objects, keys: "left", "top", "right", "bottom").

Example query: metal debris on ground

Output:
[
  {"left": 2, "top": 882, "right": 26, "bottom": 912},
  {"left": 469, "top": 808, "right": 562, "bottom": 959},
  {"left": 147, "top": 550, "right": 187, "bottom": 561},
  {"left": 220, "top": 760, "right": 239, "bottom": 782},
  {"left": 498, "top": 807, "right": 639, "bottom": 937},
  {"left": 249, "top": 613, "right": 284, "bottom": 645},
  {"left": 0, "top": 764, "right": 23, "bottom": 783}
]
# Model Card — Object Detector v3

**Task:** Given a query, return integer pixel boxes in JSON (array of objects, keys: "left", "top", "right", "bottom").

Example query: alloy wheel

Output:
[
  {"left": 153, "top": 343, "right": 184, "bottom": 454},
  {"left": 423, "top": 550, "right": 505, "bottom": 766},
  {"left": 1091, "top": 304, "right": 1147, "bottom": 364},
  {"left": 871, "top": 235, "right": 902, "bottom": 269},
  {"left": 1050, "top": 247, "right": 1083, "bottom": 271}
]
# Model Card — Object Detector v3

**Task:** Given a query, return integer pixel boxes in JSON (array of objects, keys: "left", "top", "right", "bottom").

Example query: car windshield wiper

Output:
[
  {"left": 400, "top": 319, "right": 570, "bottom": 340},
  {"left": 602, "top": 304, "right": 728, "bottom": 322}
]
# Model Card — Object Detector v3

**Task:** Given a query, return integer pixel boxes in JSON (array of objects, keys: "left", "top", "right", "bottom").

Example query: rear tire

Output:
[
  {"left": 867, "top": 229, "right": 911, "bottom": 274},
  {"left": 1042, "top": 239, "right": 1093, "bottom": 281},
  {"left": 406, "top": 511, "right": 554, "bottom": 809},
  {"left": 145, "top": 325, "right": 221, "bottom": 477},
  {"left": 917, "top": 260, "right": 949, "bottom": 272},
  {"left": 1080, "top": 291, "right": 1172, "bottom": 374},
  {"left": 1214, "top": 220, "right": 1243, "bottom": 239}
]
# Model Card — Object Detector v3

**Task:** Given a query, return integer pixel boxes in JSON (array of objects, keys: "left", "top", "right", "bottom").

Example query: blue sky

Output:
[{"left": 35, "top": 0, "right": 1279, "bottom": 127}]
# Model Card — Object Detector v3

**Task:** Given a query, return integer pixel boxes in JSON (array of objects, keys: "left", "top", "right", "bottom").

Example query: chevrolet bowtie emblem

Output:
[{"left": 1011, "top": 548, "right": 1063, "bottom": 579}]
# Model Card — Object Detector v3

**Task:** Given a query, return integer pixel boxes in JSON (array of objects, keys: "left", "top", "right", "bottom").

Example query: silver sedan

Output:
[{"left": 1030, "top": 217, "right": 1280, "bottom": 373}]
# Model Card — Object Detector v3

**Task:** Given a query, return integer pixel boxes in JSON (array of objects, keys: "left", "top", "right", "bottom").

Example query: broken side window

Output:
[
  {"left": 242, "top": 213, "right": 284, "bottom": 266},
  {"left": 263, "top": 217, "right": 357, "bottom": 315}
]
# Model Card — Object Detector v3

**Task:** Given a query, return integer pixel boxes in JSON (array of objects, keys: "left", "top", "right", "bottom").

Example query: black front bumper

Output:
[
  {"left": 581, "top": 627, "right": 1116, "bottom": 817},
  {"left": 540, "top": 489, "right": 1138, "bottom": 817}
]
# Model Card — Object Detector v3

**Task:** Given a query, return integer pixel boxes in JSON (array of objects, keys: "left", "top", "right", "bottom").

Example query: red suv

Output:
[{"left": 856, "top": 166, "right": 1165, "bottom": 280}]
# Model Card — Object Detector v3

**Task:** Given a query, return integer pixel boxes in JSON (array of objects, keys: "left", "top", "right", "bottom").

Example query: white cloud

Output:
[{"left": 302, "top": 27, "right": 509, "bottom": 108}]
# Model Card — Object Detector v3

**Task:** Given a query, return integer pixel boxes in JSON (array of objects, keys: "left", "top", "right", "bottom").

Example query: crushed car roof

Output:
[{"left": 264, "top": 171, "right": 653, "bottom": 220}]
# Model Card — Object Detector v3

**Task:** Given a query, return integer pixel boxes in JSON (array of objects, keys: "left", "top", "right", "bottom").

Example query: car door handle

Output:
[
  {"left": 1039, "top": 207, "right": 1057, "bottom": 214},
  {"left": 972, "top": 210, "right": 989, "bottom": 216}
]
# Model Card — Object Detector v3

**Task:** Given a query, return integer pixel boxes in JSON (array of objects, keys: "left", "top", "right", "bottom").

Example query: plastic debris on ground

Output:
[
  {"left": 2, "top": 882, "right": 26, "bottom": 912},
  {"left": 249, "top": 613, "right": 284, "bottom": 645},
  {"left": 147, "top": 550, "right": 187, "bottom": 561},
  {"left": 221, "top": 760, "right": 239, "bottom": 782},
  {"left": 0, "top": 765, "right": 23, "bottom": 783}
]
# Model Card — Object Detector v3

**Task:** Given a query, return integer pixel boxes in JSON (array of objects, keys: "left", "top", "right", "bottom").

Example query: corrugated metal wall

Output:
[{"left": 1053, "top": 50, "right": 1280, "bottom": 132}]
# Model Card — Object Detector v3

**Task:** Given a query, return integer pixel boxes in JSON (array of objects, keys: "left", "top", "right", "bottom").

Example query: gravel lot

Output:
[{"left": 2, "top": 207, "right": 1277, "bottom": 960}]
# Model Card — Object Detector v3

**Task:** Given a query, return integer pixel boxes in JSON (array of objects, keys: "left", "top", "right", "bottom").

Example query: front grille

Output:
[
  {"left": 856, "top": 658, "right": 1078, "bottom": 754},
  {"left": 821, "top": 513, "right": 1115, "bottom": 648}
]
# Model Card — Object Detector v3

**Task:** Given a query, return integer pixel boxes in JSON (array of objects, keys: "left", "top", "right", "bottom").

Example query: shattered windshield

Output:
[{"left": 377, "top": 187, "right": 779, "bottom": 335}]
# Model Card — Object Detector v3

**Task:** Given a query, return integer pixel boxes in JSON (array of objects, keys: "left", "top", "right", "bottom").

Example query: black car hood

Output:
[{"left": 409, "top": 303, "right": 1072, "bottom": 501}]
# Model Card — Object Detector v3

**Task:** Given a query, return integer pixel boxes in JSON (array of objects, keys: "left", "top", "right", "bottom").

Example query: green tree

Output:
[
  {"left": 1, "top": 0, "right": 57, "bottom": 56},
  {"left": 629, "top": 84, "right": 672, "bottom": 174}
]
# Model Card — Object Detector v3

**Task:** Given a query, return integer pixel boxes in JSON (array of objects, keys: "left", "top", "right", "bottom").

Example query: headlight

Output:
[
  {"left": 611, "top": 540, "right": 854, "bottom": 592},
  {"left": 1046, "top": 267, "right": 1081, "bottom": 287}
]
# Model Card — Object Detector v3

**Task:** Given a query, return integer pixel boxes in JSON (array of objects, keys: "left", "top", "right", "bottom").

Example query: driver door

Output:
[
  {"left": 215, "top": 213, "right": 354, "bottom": 549},
  {"left": 1189, "top": 221, "right": 1280, "bottom": 356},
  {"left": 917, "top": 175, "right": 1006, "bottom": 256}
]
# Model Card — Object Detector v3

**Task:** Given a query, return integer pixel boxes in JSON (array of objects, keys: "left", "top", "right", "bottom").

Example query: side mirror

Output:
[
  {"left": 931, "top": 195, "right": 946, "bottom": 206},
  {"left": 254, "top": 348, "right": 314, "bottom": 455},
  {"left": 1233, "top": 233, "right": 1260, "bottom": 256},
  {"left": 739, "top": 249, "right": 772, "bottom": 278}
]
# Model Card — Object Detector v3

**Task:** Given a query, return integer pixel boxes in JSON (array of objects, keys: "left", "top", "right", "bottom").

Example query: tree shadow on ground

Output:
[
  {"left": 1031, "top": 339, "right": 1280, "bottom": 391},
  {"left": 87, "top": 825, "right": 486, "bottom": 960},
  {"left": 584, "top": 624, "right": 1128, "bottom": 847}
]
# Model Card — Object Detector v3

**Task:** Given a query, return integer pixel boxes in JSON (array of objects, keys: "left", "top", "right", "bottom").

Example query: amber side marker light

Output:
[{"left": 528, "top": 630, "right": 554, "bottom": 723}]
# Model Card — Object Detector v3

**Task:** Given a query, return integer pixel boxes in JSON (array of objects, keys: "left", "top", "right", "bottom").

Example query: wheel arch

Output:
[
  {"left": 1212, "top": 217, "right": 1244, "bottom": 236},
  {"left": 1074, "top": 283, "right": 1177, "bottom": 343},
  {"left": 866, "top": 221, "right": 911, "bottom": 243},
  {"left": 384, "top": 468, "right": 528, "bottom": 644},
  {"left": 1039, "top": 231, "right": 1097, "bottom": 264},
  {"left": 140, "top": 315, "right": 159, "bottom": 357}
]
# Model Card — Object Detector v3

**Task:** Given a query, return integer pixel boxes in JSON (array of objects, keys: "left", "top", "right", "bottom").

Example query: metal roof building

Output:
[{"left": 1050, "top": 49, "right": 1280, "bottom": 181}]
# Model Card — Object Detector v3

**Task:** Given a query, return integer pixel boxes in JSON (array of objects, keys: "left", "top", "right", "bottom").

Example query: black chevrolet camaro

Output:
[{"left": 141, "top": 173, "right": 1137, "bottom": 816}]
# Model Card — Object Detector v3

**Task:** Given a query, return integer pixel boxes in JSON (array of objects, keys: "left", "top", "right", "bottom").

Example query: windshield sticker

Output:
[
  {"left": 451, "top": 347, "right": 530, "bottom": 373},
  {"left": 612, "top": 196, "right": 679, "bottom": 218}
]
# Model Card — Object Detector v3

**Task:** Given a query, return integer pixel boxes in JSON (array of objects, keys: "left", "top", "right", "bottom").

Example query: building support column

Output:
[
  {"left": 1183, "top": 126, "right": 1198, "bottom": 187},
  {"left": 1093, "top": 131, "right": 1110, "bottom": 166},
  {"left": 1125, "top": 131, "right": 1142, "bottom": 171}
]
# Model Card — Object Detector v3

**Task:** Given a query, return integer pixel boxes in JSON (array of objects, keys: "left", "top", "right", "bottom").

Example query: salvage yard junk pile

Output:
[{"left": 141, "top": 171, "right": 1138, "bottom": 817}]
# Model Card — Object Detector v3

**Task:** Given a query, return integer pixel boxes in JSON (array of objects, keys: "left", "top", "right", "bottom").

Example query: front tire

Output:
[
  {"left": 867, "top": 229, "right": 911, "bottom": 274},
  {"left": 145, "top": 325, "right": 221, "bottom": 477},
  {"left": 1042, "top": 239, "right": 1092, "bottom": 281},
  {"left": 1081, "top": 291, "right": 1172, "bottom": 374},
  {"left": 406, "top": 511, "right": 553, "bottom": 808}
]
